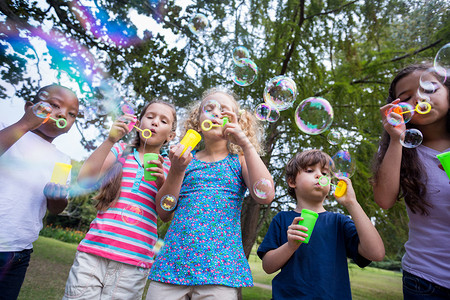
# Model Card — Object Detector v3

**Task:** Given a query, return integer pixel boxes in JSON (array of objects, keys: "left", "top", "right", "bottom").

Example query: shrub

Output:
[{"left": 39, "top": 225, "right": 86, "bottom": 244}]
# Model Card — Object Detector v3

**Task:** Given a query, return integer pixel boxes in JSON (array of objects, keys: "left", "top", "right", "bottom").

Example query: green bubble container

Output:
[
  {"left": 143, "top": 153, "right": 159, "bottom": 181},
  {"left": 437, "top": 151, "right": 450, "bottom": 180},
  {"left": 298, "top": 209, "right": 319, "bottom": 244}
]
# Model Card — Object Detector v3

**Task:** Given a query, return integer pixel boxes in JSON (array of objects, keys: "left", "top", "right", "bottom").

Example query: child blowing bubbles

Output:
[
  {"left": 147, "top": 87, "right": 275, "bottom": 299},
  {"left": 63, "top": 100, "right": 176, "bottom": 300},
  {"left": 372, "top": 64, "right": 450, "bottom": 299},
  {"left": 0, "top": 84, "right": 79, "bottom": 299},
  {"left": 258, "top": 150, "right": 384, "bottom": 300}
]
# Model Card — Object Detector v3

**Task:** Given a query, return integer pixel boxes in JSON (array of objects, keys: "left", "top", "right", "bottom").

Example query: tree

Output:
[{"left": 1, "top": 0, "right": 449, "bottom": 264}]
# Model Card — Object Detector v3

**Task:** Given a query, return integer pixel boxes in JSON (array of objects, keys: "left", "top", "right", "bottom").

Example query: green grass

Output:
[{"left": 19, "top": 237, "right": 402, "bottom": 299}]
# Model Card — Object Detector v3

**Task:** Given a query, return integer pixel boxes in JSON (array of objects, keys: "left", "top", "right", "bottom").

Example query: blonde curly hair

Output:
[{"left": 183, "top": 87, "right": 265, "bottom": 155}]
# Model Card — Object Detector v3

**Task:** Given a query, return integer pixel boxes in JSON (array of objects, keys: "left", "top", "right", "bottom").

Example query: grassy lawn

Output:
[{"left": 18, "top": 237, "right": 402, "bottom": 299}]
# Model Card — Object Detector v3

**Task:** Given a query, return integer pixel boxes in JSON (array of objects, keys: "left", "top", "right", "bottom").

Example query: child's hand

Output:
[
  {"left": 380, "top": 98, "right": 405, "bottom": 140},
  {"left": 222, "top": 110, "right": 251, "bottom": 150},
  {"left": 18, "top": 102, "right": 51, "bottom": 131},
  {"left": 108, "top": 114, "right": 133, "bottom": 143},
  {"left": 145, "top": 154, "right": 166, "bottom": 189},
  {"left": 287, "top": 216, "right": 309, "bottom": 249},
  {"left": 168, "top": 143, "right": 193, "bottom": 173},
  {"left": 43, "top": 182, "right": 69, "bottom": 201},
  {"left": 334, "top": 177, "right": 357, "bottom": 208}
]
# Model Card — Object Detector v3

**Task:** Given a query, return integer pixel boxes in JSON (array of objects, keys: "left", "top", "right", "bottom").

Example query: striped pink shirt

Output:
[{"left": 77, "top": 143, "right": 170, "bottom": 268}]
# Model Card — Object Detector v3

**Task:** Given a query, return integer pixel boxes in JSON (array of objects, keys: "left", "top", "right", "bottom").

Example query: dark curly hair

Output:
[{"left": 371, "top": 64, "right": 450, "bottom": 215}]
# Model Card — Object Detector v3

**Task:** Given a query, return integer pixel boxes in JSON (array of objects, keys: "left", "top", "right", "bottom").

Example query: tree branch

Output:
[{"left": 305, "top": 0, "right": 358, "bottom": 20}]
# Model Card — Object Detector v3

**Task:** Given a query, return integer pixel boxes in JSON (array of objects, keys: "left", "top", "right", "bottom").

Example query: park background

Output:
[{"left": 1, "top": 0, "right": 449, "bottom": 298}]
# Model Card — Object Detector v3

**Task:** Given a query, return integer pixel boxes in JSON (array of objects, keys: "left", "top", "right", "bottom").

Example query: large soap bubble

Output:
[
  {"left": 202, "top": 99, "right": 221, "bottom": 119},
  {"left": 331, "top": 150, "right": 356, "bottom": 178},
  {"left": 327, "top": 129, "right": 343, "bottom": 145},
  {"left": 434, "top": 43, "right": 450, "bottom": 78},
  {"left": 263, "top": 76, "right": 297, "bottom": 111},
  {"left": 233, "top": 58, "right": 258, "bottom": 86},
  {"left": 121, "top": 204, "right": 144, "bottom": 225},
  {"left": 386, "top": 102, "right": 414, "bottom": 126},
  {"left": 253, "top": 178, "right": 273, "bottom": 199},
  {"left": 295, "top": 97, "right": 334, "bottom": 135}
]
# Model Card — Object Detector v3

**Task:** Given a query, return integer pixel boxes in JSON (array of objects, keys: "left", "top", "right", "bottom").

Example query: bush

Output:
[
  {"left": 369, "top": 260, "right": 402, "bottom": 271},
  {"left": 39, "top": 225, "right": 86, "bottom": 244}
]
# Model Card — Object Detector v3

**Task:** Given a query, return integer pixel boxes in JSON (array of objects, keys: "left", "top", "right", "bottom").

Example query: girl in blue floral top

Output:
[{"left": 147, "top": 87, "right": 275, "bottom": 299}]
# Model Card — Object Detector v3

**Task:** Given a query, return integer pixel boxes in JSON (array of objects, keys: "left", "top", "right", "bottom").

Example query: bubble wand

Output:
[
  {"left": 397, "top": 102, "right": 431, "bottom": 115},
  {"left": 201, "top": 117, "right": 229, "bottom": 131},
  {"left": 318, "top": 176, "right": 347, "bottom": 198}
]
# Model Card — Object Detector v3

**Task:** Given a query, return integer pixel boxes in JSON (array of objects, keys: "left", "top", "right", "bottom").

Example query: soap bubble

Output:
[
  {"left": 331, "top": 150, "right": 356, "bottom": 178},
  {"left": 327, "top": 130, "right": 343, "bottom": 145},
  {"left": 92, "top": 78, "right": 123, "bottom": 116},
  {"left": 434, "top": 43, "right": 450, "bottom": 78},
  {"left": 232, "top": 46, "right": 251, "bottom": 66},
  {"left": 32, "top": 102, "right": 52, "bottom": 118},
  {"left": 253, "top": 178, "right": 272, "bottom": 199},
  {"left": 188, "top": 13, "right": 209, "bottom": 36},
  {"left": 400, "top": 128, "right": 423, "bottom": 148},
  {"left": 233, "top": 58, "right": 258, "bottom": 86},
  {"left": 386, "top": 102, "right": 414, "bottom": 126},
  {"left": 419, "top": 68, "right": 441, "bottom": 94},
  {"left": 295, "top": 97, "right": 334, "bottom": 135},
  {"left": 120, "top": 100, "right": 135, "bottom": 115},
  {"left": 202, "top": 99, "right": 221, "bottom": 119},
  {"left": 254, "top": 103, "right": 280, "bottom": 123},
  {"left": 121, "top": 204, "right": 144, "bottom": 225},
  {"left": 152, "top": 238, "right": 165, "bottom": 256},
  {"left": 263, "top": 76, "right": 297, "bottom": 111},
  {"left": 416, "top": 88, "right": 431, "bottom": 103},
  {"left": 37, "top": 90, "right": 49, "bottom": 101},
  {"left": 160, "top": 194, "right": 177, "bottom": 211}
]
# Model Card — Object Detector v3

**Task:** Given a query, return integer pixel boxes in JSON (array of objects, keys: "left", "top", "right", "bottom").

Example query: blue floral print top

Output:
[{"left": 149, "top": 152, "right": 253, "bottom": 287}]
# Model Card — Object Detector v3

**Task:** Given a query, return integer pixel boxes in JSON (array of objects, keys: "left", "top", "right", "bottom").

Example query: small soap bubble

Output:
[
  {"left": 188, "top": 13, "right": 209, "bottom": 36},
  {"left": 327, "top": 130, "right": 343, "bottom": 145},
  {"left": 233, "top": 58, "right": 258, "bottom": 86},
  {"left": 295, "top": 97, "right": 334, "bottom": 135},
  {"left": 202, "top": 99, "right": 221, "bottom": 120},
  {"left": 32, "top": 102, "right": 52, "bottom": 118},
  {"left": 331, "top": 150, "right": 356, "bottom": 178},
  {"left": 37, "top": 90, "right": 49, "bottom": 101},
  {"left": 137, "top": 261, "right": 151, "bottom": 275},
  {"left": 232, "top": 46, "right": 250, "bottom": 66},
  {"left": 160, "top": 194, "right": 177, "bottom": 211},
  {"left": 386, "top": 102, "right": 414, "bottom": 126},
  {"left": 153, "top": 238, "right": 165, "bottom": 256},
  {"left": 253, "top": 178, "right": 272, "bottom": 199},
  {"left": 263, "top": 76, "right": 297, "bottom": 111},
  {"left": 400, "top": 128, "right": 423, "bottom": 148},
  {"left": 121, "top": 204, "right": 144, "bottom": 225},
  {"left": 434, "top": 43, "right": 450, "bottom": 78},
  {"left": 416, "top": 88, "right": 431, "bottom": 103},
  {"left": 255, "top": 103, "right": 280, "bottom": 123},
  {"left": 419, "top": 68, "right": 440, "bottom": 94}
]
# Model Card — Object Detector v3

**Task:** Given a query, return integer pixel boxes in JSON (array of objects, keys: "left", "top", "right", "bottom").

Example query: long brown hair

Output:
[
  {"left": 371, "top": 64, "right": 450, "bottom": 215},
  {"left": 94, "top": 100, "right": 177, "bottom": 211}
]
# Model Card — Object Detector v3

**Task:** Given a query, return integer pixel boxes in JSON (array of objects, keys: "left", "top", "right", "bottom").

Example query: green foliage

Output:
[{"left": 39, "top": 225, "right": 86, "bottom": 244}]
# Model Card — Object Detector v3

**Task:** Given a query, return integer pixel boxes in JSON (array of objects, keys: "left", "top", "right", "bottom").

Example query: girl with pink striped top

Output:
[{"left": 63, "top": 100, "right": 177, "bottom": 300}]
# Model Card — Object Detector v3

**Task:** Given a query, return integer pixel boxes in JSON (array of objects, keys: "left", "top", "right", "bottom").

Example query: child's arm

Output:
[
  {"left": 222, "top": 111, "right": 275, "bottom": 205},
  {"left": 337, "top": 177, "right": 385, "bottom": 262},
  {"left": 373, "top": 99, "right": 404, "bottom": 209},
  {"left": 77, "top": 116, "right": 132, "bottom": 183},
  {"left": 154, "top": 143, "right": 193, "bottom": 222},
  {"left": 0, "top": 103, "right": 48, "bottom": 156},
  {"left": 262, "top": 216, "right": 308, "bottom": 274}
]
